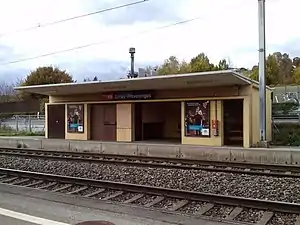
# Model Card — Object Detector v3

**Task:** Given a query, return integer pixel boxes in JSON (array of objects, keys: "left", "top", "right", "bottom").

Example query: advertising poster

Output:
[
  {"left": 184, "top": 101, "right": 210, "bottom": 137},
  {"left": 67, "top": 104, "right": 84, "bottom": 133}
]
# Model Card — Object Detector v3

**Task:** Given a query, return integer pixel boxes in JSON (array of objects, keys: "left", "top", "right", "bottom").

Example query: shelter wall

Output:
[
  {"left": 250, "top": 86, "right": 272, "bottom": 145},
  {"left": 45, "top": 85, "right": 273, "bottom": 148}
]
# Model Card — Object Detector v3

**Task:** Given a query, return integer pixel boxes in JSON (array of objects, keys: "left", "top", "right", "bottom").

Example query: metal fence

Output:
[
  {"left": 273, "top": 85, "right": 300, "bottom": 103},
  {"left": 0, "top": 115, "right": 45, "bottom": 133}
]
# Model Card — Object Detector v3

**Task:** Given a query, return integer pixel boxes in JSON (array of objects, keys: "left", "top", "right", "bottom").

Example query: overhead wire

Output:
[
  {"left": 0, "top": 0, "right": 149, "bottom": 38},
  {"left": 0, "top": 16, "right": 201, "bottom": 66}
]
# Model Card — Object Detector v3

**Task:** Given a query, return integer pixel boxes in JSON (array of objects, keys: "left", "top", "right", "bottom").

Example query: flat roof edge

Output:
[
  {"left": 232, "top": 71, "right": 273, "bottom": 91},
  {"left": 14, "top": 70, "right": 239, "bottom": 91}
]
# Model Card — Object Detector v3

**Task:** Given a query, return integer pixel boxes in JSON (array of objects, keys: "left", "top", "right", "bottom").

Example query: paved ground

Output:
[
  {"left": 0, "top": 184, "right": 239, "bottom": 225},
  {"left": 0, "top": 214, "right": 34, "bottom": 225}
]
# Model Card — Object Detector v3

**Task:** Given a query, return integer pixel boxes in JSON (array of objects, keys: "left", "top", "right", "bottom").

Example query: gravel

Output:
[
  {"left": 59, "top": 185, "right": 82, "bottom": 193},
  {"left": 179, "top": 201, "right": 206, "bottom": 214},
  {"left": 96, "top": 189, "right": 117, "bottom": 199},
  {"left": 153, "top": 198, "right": 178, "bottom": 209},
  {"left": 1, "top": 156, "right": 300, "bottom": 203},
  {"left": 30, "top": 181, "right": 51, "bottom": 188},
  {"left": 46, "top": 183, "right": 67, "bottom": 191},
  {"left": 17, "top": 179, "right": 35, "bottom": 186},
  {"left": 203, "top": 205, "right": 233, "bottom": 219},
  {"left": 268, "top": 213, "right": 298, "bottom": 225},
  {"left": 0, "top": 175, "right": 12, "bottom": 181},
  {"left": 77, "top": 187, "right": 102, "bottom": 197},
  {"left": 234, "top": 208, "right": 264, "bottom": 223},
  {"left": 112, "top": 192, "right": 136, "bottom": 202},
  {"left": 134, "top": 194, "right": 157, "bottom": 206}
]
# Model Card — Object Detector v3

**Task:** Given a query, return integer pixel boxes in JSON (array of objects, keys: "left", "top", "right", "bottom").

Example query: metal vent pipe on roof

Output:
[{"left": 129, "top": 47, "right": 136, "bottom": 78}]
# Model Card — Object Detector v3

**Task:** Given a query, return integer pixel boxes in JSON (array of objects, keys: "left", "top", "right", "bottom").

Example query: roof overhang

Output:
[{"left": 14, "top": 70, "right": 267, "bottom": 96}]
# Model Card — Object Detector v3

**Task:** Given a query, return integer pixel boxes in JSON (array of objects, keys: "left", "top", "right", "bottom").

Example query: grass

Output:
[{"left": 0, "top": 125, "right": 44, "bottom": 137}]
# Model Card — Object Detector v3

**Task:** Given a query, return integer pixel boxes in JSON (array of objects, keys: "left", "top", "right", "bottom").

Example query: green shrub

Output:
[
  {"left": 272, "top": 102, "right": 299, "bottom": 116},
  {"left": 273, "top": 123, "right": 300, "bottom": 146}
]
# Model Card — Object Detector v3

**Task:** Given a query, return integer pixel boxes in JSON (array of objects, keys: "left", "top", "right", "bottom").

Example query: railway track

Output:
[
  {"left": 0, "top": 147, "right": 300, "bottom": 178},
  {"left": 0, "top": 167, "right": 299, "bottom": 225}
]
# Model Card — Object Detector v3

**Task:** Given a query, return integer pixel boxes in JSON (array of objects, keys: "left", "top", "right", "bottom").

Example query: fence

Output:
[
  {"left": 273, "top": 85, "right": 300, "bottom": 103},
  {"left": 0, "top": 115, "right": 45, "bottom": 133}
]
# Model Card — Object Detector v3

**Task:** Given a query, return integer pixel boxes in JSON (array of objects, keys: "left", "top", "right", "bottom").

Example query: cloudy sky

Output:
[{"left": 0, "top": 0, "right": 299, "bottom": 82}]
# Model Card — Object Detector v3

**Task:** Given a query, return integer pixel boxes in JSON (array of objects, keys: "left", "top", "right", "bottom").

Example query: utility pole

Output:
[{"left": 258, "top": 0, "right": 267, "bottom": 145}]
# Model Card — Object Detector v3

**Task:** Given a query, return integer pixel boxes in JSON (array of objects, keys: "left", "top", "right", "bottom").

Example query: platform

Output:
[
  {"left": 0, "top": 137, "right": 300, "bottom": 165},
  {"left": 0, "top": 183, "right": 235, "bottom": 225},
  {"left": 0, "top": 136, "right": 300, "bottom": 165}
]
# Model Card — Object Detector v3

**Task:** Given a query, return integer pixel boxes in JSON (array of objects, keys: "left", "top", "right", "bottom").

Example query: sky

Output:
[{"left": 0, "top": 0, "right": 299, "bottom": 83}]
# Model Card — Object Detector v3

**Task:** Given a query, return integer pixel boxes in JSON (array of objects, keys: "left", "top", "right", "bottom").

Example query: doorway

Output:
[
  {"left": 134, "top": 102, "right": 181, "bottom": 142},
  {"left": 223, "top": 99, "right": 243, "bottom": 146},
  {"left": 47, "top": 104, "right": 65, "bottom": 139}
]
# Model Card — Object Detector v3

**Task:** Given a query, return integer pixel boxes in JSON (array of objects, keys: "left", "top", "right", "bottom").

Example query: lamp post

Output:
[
  {"left": 258, "top": 0, "right": 267, "bottom": 144},
  {"left": 129, "top": 47, "right": 136, "bottom": 78}
]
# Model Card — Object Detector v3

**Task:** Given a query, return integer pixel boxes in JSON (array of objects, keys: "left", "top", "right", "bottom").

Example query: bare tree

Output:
[{"left": 0, "top": 79, "right": 22, "bottom": 102}]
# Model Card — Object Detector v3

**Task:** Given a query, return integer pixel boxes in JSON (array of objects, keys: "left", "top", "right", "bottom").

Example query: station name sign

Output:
[{"left": 102, "top": 91, "right": 153, "bottom": 101}]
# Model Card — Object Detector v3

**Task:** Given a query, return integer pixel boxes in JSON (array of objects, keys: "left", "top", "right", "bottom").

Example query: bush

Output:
[
  {"left": 272, "top": 102, "right": 299, "bottom": 116},
  {"left": 273, "top": 123, "right": 300, "bottom": 146}
]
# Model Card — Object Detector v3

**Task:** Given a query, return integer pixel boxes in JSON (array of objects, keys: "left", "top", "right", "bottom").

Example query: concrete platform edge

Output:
[{"left": 0, "top": 137, "right": 299, "bottom": 165}]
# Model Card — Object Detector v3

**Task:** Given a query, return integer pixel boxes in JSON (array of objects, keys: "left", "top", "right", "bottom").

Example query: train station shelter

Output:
[{"left": 15, "top": 70, "right": 273, "bottom": 148}]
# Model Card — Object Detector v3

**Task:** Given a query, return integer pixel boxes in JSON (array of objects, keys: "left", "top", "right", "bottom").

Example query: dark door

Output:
[
  {"left": 223, "top": 99, "right": 243, "bottom": 146},
  {"left": 103, "top": 104, "right": 117, "bottom": 141},
  {"left": 91, "top": 104, "right": 116, "bottom": 141},
  {"left": 90, "top": 104, "right": 102, "bottom": 141},
  {"left": 48, "top": 104, "right": 65, "bottom": 139},
  {"left": 134, "top": 103, "right": 143, "bottom": 141}
]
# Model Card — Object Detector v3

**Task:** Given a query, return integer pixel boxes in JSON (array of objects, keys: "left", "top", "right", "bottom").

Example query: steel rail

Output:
[
  {"left": 0, "top": 167, "right": 300, "bottom": 214},
  {"left": 0, "top": 147, "right": 300, "bottom": 178}
]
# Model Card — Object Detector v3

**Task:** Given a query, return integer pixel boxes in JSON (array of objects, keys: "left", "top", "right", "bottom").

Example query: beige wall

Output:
[
  {"left": 116, "top": 103, "right": 133, "bottom": 142},
  {"left": 250, "top": 86, "right": 273, "bottom": 146},
  {"left": 45, "top": 103, "right": 48, "bottom": 138}
]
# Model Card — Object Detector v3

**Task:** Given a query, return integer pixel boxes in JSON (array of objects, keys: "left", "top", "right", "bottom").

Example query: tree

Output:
[
  {"left": 249, "top": 54, "right": 280, "bottom": 85},
  {"left": 293, "top": 57, "right": 300, "bottom": 68},
  {"left": 157, "top": 56, "right": 181, "bottom": 75},
  {"left": 0, "top": 80, "right": 21, "bottom": 102},
  {"left": 294, "top": 67, "right": 300, "bottom": 84},
  {"left": 178, "top": 60, "right": 191, "bottom": 74},
  {"left": 216, "top": 59, "right": 230, "bottom": 70},
  {"left": 273, "top": 52, "right": 294, "bottom": 84},
  {"left": 20, "top": 66, "right": 73, "bottom": 113},
  {"left": 266, "top": 54, "right": 280, "bottom": 85},
  {"left": 21, "top": 66, "right": 73, "bottom": 99},
  {"left": 190, "top": 53, "right": 214, "bottom": 72},
  {"left": 154, "top": 51, "right": 300, "bottom": 85}
]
